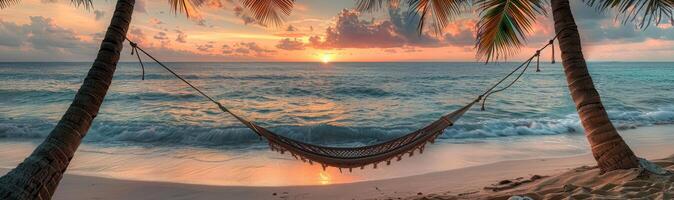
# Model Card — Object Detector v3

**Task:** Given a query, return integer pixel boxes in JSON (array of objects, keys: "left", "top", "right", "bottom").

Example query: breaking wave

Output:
[{"left": 2, "top": 107, "right": 673, "bottom": 149}]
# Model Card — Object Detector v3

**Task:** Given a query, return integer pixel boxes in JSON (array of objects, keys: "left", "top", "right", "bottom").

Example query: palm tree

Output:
[
  {"left": 0, "top": 0, "right": 294, "bottom": 199},
  {"left": 358, "top": 0, "right": 672, "bottom": 173}
]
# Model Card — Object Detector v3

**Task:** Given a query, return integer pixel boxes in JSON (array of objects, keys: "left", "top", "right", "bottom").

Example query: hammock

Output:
[
  {"left": 125, "top": 32, "right": 559, "bottom": 171},
  {"left": 221, "top": 100, "right": 476, "bottom": 171}
]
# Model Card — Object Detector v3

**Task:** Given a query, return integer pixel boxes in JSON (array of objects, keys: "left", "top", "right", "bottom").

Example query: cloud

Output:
[
  {"left": 274, "top": 24, "right": 306, "bottom": 38},
  {"left": 94, "top": 10, "right": 106, "bottom": 21},
  {"left": 286, "top": 25, "right": 297, "bottom": 32},
  {"left": 0, "top": 16, "right": 281, "bottom": 62},
  {"left": 134, "top": 0, "right": 147, "bottom": 13},
  {"left": 240, "top": 42, "right": 275, "bottom": 54},
  {"left": 222, "top": 42, "right": 275, "bottom": 56},
  {"left": 127, "top": 27, "right": 147, "bottom": 43},
  {"left": 0, "top": 16, "right": 99, "bottom": 61},
  {"left": 387, "top": 8, "right": 445, "bottom": 47},
  {"left": 307, "top": 5, "right": 673, "bottom": 53},
  {"left": 149, "top": 18, "right": 163, "bottom": 25},
  {"left": 153, "top": 32, "right": 168, "bottom": 40},
  {"left": 221, "top": 44, "right": 232, "bottom": 54},
  {"left": 309, "top": 9, "right": 406, "bottom": 49},
  {"left": 196, "top": 19, "right": 207, "bottom": 27},
  {"left": 240, "top": 16, "right": 256, "bottom": 25},
  {"left": 529, "top": 1, "right": 674, "bottom": 46},
  {"left": 196, "top": 42, "right": 214, "bottom": 52},
  {"left": 0, "top": 20, "right": 24, "bottom": 47},
  {"left": 2, "top": 1, "right": 672, "bottom": 62},
  {"left": 23, "top": 16, "right": 84, "bottom": 49},
  {"left": 205, "top": 0, "right": 224, "bottom": 9},
  {"left": 276, "top": 38, "right": 305, "bottom": 50},
  {"left": 308, "top": 9, "right": 476, "bottom": 50},
  {"left": 118, "top": 27, "right": 277, "bottom": 61},
  {"left": 383, "top": 49, "right": 396, "bottom": 53},
  {"left": 441, "top": 19, "right": 476, "bottom": 46},
  {"left": 402, "top": 46, "right": 421, "bottom": 53},
  {"left": 90, "top": 32, "right": 104, "bottom": 42},
  {"left": 175, "top": 30, "right": 187, "bottom": 43},
  {"left": 233, "top": 6, "right": 261, "bottom": 26}
]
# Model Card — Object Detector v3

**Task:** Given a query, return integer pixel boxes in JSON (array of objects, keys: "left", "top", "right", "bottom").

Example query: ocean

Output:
[{"left": 1, "top": 62, "right": 673, "bottom": 185}]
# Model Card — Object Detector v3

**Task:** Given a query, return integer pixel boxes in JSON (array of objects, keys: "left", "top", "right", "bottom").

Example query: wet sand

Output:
[{"left": 1, "top": 125, "right": 673, "bottom": 199}]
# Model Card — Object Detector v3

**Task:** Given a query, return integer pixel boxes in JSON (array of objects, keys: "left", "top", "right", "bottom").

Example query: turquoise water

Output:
[{"left": 1, "top": 62, "right": 673, "bottom": 149}]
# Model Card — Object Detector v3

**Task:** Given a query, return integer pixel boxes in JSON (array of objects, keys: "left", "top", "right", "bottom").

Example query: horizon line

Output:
[{"left": 1, "top": 61, "right": 673, "bottom": 63}]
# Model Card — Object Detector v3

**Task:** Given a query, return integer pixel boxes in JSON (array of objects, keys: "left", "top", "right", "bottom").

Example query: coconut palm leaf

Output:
[
  {"left": 584, "top": 0, "right": 673, "bottom": 28},
  {"left": 409, "top": 0, "right": 470, "bottom": 34},
  {"left": 169, "top": 0, "right": 206, "bottom": 18},
  {"left": 475, "top": 0, "right": 546, "bottom": 62},
  {"left": 1, "top": 0, "right": 92, "bottom": 9},
  {"left": 356, "top": 0, "right": 469, "bottom": 34},
  {"left": 356, "top": 0, "right": 401, "bottom": 11},
  {"left": 0, "top": 0, "right": 19, "bottom": 9},
  {"left": 239, "top": 0, "right": 295, "bottom": 27}
]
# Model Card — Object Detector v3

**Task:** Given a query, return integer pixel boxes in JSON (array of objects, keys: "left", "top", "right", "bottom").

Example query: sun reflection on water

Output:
[{"left": 318, "top": 171, "right": 331, "bottom": 185}]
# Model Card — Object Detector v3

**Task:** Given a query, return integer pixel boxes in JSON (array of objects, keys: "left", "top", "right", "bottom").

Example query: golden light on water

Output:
[{"left": 318, "top": 171, "right": 332, "bottom": 185}]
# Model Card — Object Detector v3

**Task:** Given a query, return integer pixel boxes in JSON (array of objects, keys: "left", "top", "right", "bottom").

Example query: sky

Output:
[{"left": 0, "top": 0, "right": 672, "bottom": 62}]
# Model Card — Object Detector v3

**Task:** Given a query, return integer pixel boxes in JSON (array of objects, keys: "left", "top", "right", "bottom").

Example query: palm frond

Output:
[
  {"left": 584, "top": 0, "right": 673, "bottom": 28},
  {"left": 1, "top": 0, "right": 93, "bottom": 9},
  {"left": 70, "top": 0, "right": 93, "bottom": 10},
  {"left": 356, "top": 0, "right": 400, "bottom": 12},
  {"left": 168, "top": 0, "right": 206, "bottom": 18},
  {"left": 475, "top": 0, "right": 546, "bottom": 62},
  {"left": 0, "top": 0, "right": 20, "bottom": 9},
  {"left": 408, "top": 0, "right": 470, "bottom": 34},
  {"left": 356, "top": 0, "right": 468, "bottom": 35},
  {"left": 239, "top": 0, "right": 295, "bottom": 27}
]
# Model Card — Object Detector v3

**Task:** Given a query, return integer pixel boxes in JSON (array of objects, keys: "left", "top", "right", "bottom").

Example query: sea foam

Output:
[{"left": 2, "top": 107, "right": 673, "bottom": 149}]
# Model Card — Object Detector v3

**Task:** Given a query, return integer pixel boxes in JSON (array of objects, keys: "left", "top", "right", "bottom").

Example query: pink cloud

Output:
[
  {"left": 305, "top": 9, "right": 477, "bottom": 50},
  {"left": 309, "top": 9, "right": 406, "bottom": 49},
  {"left": 175, "top": 30, "right": 187, "bottom": 43},
  {"left": 196, "top": 41, "right": 215, "bottom": 52},
  {"left": 149, "top": 18, "right": 163, "bottom": 25},
  {"left": 233, "top": 6, "right": 259, "bottom": 26},
  {"left": 153, "top": 32, "right": 168, "bottom": 40},
  {"left": 205, "top": 0, "right": 225, "bottom": 9},
  {"left": 276, "top": 38, "right": 305, "bottom": 51},
  {"left": 222, "top": 42, "right": 275, "bottom": 56}
]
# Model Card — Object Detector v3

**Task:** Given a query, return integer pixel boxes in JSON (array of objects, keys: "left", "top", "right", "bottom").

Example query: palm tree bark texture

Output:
[
  {"left": 0, "top": 0, "right": 135, "bottom": 199},
  {"left": 550, "top": 0, "right": 639, "bottom": 173}
]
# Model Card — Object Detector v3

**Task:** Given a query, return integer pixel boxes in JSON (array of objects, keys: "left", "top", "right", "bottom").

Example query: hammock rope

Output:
[{"left": 122, "top": 30, "right": 563, "bottom": 171}]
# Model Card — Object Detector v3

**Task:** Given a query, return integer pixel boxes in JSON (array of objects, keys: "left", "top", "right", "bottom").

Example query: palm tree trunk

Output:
[
  {"left": 0, "top": 0, "right": 134, "bottom": 199},
  {"left": 550, "top": 0, "right": 639, "bottom": 173}
]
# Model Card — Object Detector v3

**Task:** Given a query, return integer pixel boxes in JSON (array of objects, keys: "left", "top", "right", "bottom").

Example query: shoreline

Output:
[
  {"left": 2, "top": 146, "right": 671, "bottom": 200},
  {"left": 2, "top": 125, "right": 673, "bottom": 199}
]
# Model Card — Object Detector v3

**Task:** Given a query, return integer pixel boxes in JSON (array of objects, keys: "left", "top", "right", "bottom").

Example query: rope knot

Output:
[{"left": 127, "top": 39, "right": 145, "bottom": 80}]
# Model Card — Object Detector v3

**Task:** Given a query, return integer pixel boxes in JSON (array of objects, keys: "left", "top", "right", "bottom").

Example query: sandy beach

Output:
[
  {"left": 2, "top": 125, "right": 673, "bottom": 200},
  {"left": 2, "top": 0, "right": 673, "bottom": 198}
]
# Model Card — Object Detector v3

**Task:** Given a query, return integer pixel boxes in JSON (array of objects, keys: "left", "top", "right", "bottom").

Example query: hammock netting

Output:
[{"left": 220, "top": 100, "right": 476, "bottom": 171}]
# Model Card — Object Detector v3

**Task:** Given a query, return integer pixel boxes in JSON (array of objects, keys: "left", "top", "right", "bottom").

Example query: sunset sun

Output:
[{"left": 320, "top": 54, "right": 332, "bottom": 63}]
